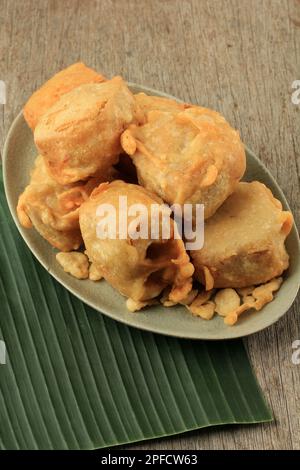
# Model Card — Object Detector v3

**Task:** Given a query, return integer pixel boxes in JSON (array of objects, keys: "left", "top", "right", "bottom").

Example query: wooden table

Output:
[{"left": 0, "top": 0, "right": 299, "bottom": 450}]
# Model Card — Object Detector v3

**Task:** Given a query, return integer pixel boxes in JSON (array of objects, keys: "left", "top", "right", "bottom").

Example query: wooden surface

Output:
[{"left": 0, "top": 0, "right": 299, "bottom": 450}]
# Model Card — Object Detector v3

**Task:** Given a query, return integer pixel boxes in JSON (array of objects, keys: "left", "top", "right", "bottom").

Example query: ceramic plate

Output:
[{"left": 3, "top": 83, "right": 300, "bottom": 339}]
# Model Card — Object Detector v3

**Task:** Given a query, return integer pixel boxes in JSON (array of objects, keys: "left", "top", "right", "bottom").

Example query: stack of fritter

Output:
[{"left": 17, "top": 63, "right": 293, "bottom": 325}]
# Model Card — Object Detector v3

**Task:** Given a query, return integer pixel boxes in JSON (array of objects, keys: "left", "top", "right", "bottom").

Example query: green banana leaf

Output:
[{"left": 0, "top": 176, "right": 272, "bottom": 450}]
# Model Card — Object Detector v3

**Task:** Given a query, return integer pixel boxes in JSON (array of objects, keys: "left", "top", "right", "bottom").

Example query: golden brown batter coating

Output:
[
  {"left": 121, "top": 106, "right": 246, "bottom": 219},
  {"left": 191, "top": 182, "right": 293, "bottom": 288},
  {"left": 23, "top": 62, "right": 106, "bottom": 130},
  {"left": 134, "top": 92, "right": 188, "bottom": 119},
  {"left": 35, "top": 77, "right": 139, "bottom": 184},
  {"left": 79, "top": 180, "right": 194, "bottom": 303},
  {"left": 17, "top": 156, "right": 113, "bottom": 251}
]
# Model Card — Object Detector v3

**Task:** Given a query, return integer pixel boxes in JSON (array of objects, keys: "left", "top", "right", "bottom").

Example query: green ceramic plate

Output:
[{"left": 3, "top": 84, "right": 300, "bottom": 340}]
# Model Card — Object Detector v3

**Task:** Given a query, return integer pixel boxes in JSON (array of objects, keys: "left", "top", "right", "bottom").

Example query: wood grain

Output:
[{"left": 0, "top": 0, "right": 299, "bottom": 450}]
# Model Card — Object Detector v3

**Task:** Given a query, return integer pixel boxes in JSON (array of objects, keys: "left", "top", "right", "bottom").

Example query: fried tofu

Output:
[
  {"left": 191, "top": 181, "right": 293, "bottom": 288},
  {"left": 121, "top": 106, "right": 246, "bottom": 219},
  {"left": 79, "top": 180, "right": 194, "bottom": 303},
  {"left": 23, "top": 62, "right": 106, "bottom": 130},
  {"left": 17, "top": 155, "right": 114, "bottom": 251},
  {"left": 34, "top": 77, "right": 139, "bottom": 184}
]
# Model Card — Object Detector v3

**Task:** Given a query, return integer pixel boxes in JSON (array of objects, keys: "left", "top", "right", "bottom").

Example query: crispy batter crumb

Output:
[
  {"left": 236, "top": 286, "right": 255, "bottom": 297},
  {"left": 188, "top": 289, "right": 214, "bottom": 309},
  {"left": 126, "top": 298, "right": 157, "bottom": 312},
  {"left": 215, "top": 288, "right": 240, "bottom": 317},
  {"left": 89, "top": 263, "right": 103, "bottom": 281},
  {"left": 56, "top": 251, "right": 89, "bottom": 279},
  {"left": 189, "top": 301, "right": 215, "bottom": 320},
  {"left": 180, "top": 289, "right": 198, "bottom": 305},
  {"left": 224, "top": 277, "right": 282, "bottom": 325},
  {"left": 203, "top": 266, "right": 214, "bottom": 290}
]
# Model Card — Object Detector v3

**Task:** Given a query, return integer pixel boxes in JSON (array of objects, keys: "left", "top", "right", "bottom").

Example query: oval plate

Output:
[{"left": 3, "top": 83, "right": 300, "bottom": 340}]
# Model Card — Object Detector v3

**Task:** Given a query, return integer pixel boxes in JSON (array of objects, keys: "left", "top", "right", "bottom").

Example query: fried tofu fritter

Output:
[
  {"left": 79, "top": 180, "right": 194, "bottom": 303},
  {"left": 23, "top": 62, "right": 106, "bottom": 130},
  {"left": 35, "top": 77, "right": 139, "bottom": 184},
  {"left": 191, "top": 182, "right": 293, "bottom": 288},
  {"left": 121, "top": 106, "right": 246, "bottom": 219},
  {"left": 17, "top": 156, "right": 114, "bottom": 251}
]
